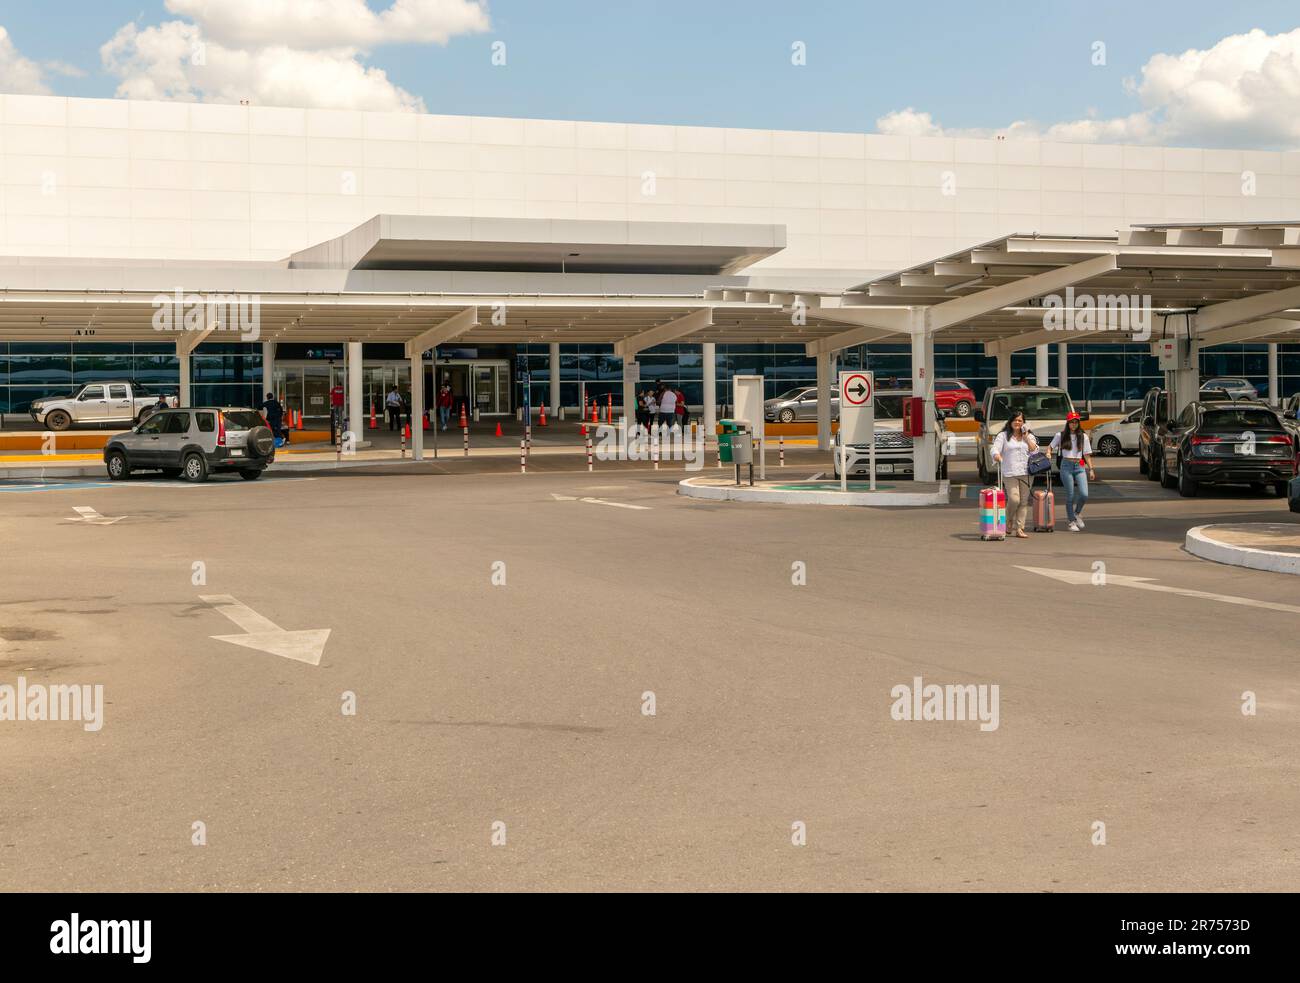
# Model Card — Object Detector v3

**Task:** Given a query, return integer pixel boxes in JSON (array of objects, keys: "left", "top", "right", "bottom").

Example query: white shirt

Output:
[
  {"left": 1050, "top": 431, "right": 1091, "bottom": 460},
  {"left": 645, "top": 395, "right": 657, "bottom": 413},
  {"left": 385, "top": 390, "right": 401, "bottom": 407},
  {"left": 991, "top": 430, "right": 1038, "bottom": 477},
  {"left": 659, "top": 390, "right": 677, "bottom": 413}
]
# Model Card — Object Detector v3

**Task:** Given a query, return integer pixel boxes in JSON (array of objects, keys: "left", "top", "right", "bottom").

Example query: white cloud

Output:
[
  {"left": 0, "top": 25, "right": 53, "bottom": 94},
  {"left": 877, "top": 27, "right": 1300, "bottom": 149},
  {"left": 101, "top": 0, "right": 491, "bottom": 112}
]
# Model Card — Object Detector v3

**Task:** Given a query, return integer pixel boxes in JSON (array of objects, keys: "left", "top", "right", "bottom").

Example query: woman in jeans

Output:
[
  {"left": 991, "top": 411, "right": 1040, "bottom": 539},
  {"left": 1050, "top": 411, "right": 1095, "bottom": 532}
]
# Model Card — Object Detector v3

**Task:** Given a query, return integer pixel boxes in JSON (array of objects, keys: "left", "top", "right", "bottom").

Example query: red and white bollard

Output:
[
  {"left": 653, "top": 428, "right": 660, "bottom": 470},
  {"left": 520, "top": 439, "right": 526, "bottom": 474},
  {"left": 779, "top": 436, "right": 785, "bottom": 467},
  {"left": 463, "top": 424, "right": 469, "bottom": 457},
  {"left": 400, "top": 425, "right": 407, "bottom": 459},
  {"left": 585, "top": 431, "right": 593, "bottom": 472},
  {"left": 525, "top": 423, "right": 532, "bottom": 456}
]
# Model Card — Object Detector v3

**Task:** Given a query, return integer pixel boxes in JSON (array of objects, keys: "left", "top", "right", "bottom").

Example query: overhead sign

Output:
[
  {"left": 839, "top": 370, "right": 875, "bottom": 446},
  {"left": 842, "top": 372, "right": 873, "bottom": 407}
]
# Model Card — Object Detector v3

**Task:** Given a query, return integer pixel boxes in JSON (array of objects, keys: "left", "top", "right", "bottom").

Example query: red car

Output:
[{"left": 934, "top": 379, "right": 977, "bottom": 418}]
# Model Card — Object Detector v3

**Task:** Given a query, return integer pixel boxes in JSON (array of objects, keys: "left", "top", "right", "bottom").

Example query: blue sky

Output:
[{"left": 1, "top": 1, "right": 1299, "bottom": 145}]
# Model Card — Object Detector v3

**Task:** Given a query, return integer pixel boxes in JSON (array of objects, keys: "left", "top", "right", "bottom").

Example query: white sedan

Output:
[{"left": 1089, "top": 409, "right": 1141, "bottom": 456}]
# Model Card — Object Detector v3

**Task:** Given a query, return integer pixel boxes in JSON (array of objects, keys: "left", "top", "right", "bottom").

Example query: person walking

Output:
[
  {"left": 259, "top": 392, "right": 287, "bottom": 442},
  {"left": 657, "top": 385, "right": 677, "bottom": 428},
  {"left": 385, "top": 386, "right": 403, "bottom": 431},
  {"left": 1050, "top": 410, "right": 1095, "bottom": 532},
  {"left": 991, "top": 411, "right": 1040, "bottom": 539},
  {"left": 644, "top": 389, "right": 658, "bottom": 431},
  {"left": 436, "top": 383, "right": 453, "bottom": 430},
  {"left": 674, "top": 387, "right": 690, "bottom": 427}
]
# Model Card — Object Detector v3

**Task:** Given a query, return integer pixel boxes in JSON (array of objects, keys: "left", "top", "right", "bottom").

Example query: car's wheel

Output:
[
  {"left": 181, "top": 452, "right": 208, "bottom": 483},
  {"left": 954, "top": 400, "right": 972, "bottom": 418},
  {"left": 1138, "top": 449, "right": 1149, "bottom": 475},
  {"left": 46, "top": 409, "right": 72, "bottom": 431},
  {"left": 105, "top": 451, "right": 129, "bottom": 480},
  {"left": 1098, "top": 435, "right": 1122, "bottom": 457},
  {"left": 239, "top": 469, "right": 263, "bottom": 481},
  {"left": 778, "top": 408, "right": 795, "bottom": 423},
  {"left": 244, "top": 425, "right": 276, "bottom": 462},
  {"left": 1146, "top": 450, "right": 1161, "bottom": 480},
  {"left": 1159, "top": 454, "right": 1176, "bottom": 489},
  {"left": 1177, "top": 457, "right": 1197, "bottom": 497}
]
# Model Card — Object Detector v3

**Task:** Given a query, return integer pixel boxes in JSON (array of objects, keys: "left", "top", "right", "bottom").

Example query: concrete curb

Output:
[
  {"left": 1185, "top": 524, "right": 1300, "bottom": 576},
  {"left": 677, "top": 476, "right": 950, "bottom": 507}
]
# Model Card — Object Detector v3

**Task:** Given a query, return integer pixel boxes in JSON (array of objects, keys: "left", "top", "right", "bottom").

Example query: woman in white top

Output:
[
  {"left": 1049, "top": 411, "right": 1095, "bottom": 532},
  {"left": 644, "top": 391, "right": 658, "bottom": 431},
  {"left": 991, "top": 411, "right": 1040, "bottom": 538}
]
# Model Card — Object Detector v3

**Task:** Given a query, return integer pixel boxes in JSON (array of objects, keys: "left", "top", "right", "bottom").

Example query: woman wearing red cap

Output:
[{"left": 1050, "top": 411, "right": 1095, "bottom": 531}]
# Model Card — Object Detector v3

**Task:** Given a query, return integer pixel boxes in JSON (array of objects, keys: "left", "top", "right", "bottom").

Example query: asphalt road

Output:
[{"left": 1, "top": 454, "right": 1297, "bottom": 891}]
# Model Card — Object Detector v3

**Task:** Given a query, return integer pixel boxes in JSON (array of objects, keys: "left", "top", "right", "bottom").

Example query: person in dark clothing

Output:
[{"left": 260, "top": 392, "right": 288, "bottom": 442}]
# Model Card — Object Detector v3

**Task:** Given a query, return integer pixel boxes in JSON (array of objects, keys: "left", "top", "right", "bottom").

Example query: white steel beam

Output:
[
  {"left": 929, "top": 254, "right": 1119, "bottom": 331},
  {"left": 612, "top": 307, "right": 712, "bottom": 358},
  {"left": 1196, "top": 285, "right": 1300, "bottom": 332},
  {"left": 404, "top": 306, "right": 478, "bottom": 358},
  {"left": 1197, "top": 317, "right": 1300, "bottom": 347}
]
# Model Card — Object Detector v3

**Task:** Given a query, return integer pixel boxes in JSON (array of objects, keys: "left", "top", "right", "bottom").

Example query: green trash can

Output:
[{"left": 718, "top": 419, "right": 744, "bottom": 463}]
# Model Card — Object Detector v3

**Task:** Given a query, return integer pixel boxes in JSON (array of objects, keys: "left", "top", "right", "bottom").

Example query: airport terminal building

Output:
[{"left": 2, "top": 92, "right": 1300, "bottom": 423}]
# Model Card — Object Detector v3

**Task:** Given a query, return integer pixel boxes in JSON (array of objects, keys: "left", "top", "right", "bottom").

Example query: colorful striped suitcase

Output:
[{"left": 979, "top": 474, "right": 1006, "bottom": 541}]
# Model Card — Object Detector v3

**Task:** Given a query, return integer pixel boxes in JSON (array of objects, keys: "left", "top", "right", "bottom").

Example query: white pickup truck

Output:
[{"left": 30, "top": 380, "right": 175, "bottom": 431}]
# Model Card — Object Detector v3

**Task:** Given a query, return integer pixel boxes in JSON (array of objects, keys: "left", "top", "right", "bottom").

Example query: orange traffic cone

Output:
[
  {"left": 494, "top": 421, "right": 503, "bottom": 438},
  {"left": 422, "top": 411, "right": 429, "bottom": 430},
  {"left": 403, "top": 422, "right": 411, "bottom": 440},
  {"left": 295, "top": 409, "right": 303, "bottom": 430},
  {"left": 459, "top": 406, "right": 468, "bottom": 428},
  {"left": 605, "top": 394, "right": 613, "bottom": 423},
  {"left": 369, "top": 399, "right": 377, "bottom": 429},
  {"left": 591, "top": 403, "right": 598, "bottom": 424},
  {"left": 539, "top": 404, "right": 548, "bottom": 427}
]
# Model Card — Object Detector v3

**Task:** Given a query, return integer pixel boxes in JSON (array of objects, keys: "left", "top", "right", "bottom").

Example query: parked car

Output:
[
  {"left": 764, "top": 386, "right": 838, "bottom": 424},
  {"left": 933, "top": 379, "right": 977, "bottom": 418},
  {"left": 30, "top": 380, "right": 175, "bottom": 432},
  {"left": 1157, "top": 401, "right": 1295, "bottom": 497},
  {"left": 831, "top": 390, "right": 948, "bottom": 480},
  {"left": 1201, "top": 377, "right": 1259, "bottom": 401},
  {"left": 1089, "top": 408, "right": 1141, "bottom": 456},
  {"left": 973, "top": 386, "right": 1080, "bottom": 485},
  {"left": 103, "top": 407, "right": 276, "bottom": 483},
  {"left": 1138, "top": 387, "right": 1232, "bottom": 480}
]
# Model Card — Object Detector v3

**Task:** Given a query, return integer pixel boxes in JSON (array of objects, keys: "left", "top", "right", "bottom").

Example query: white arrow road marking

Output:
[
  {"left": 1017, "top": 565, "right": 1300, "bottom": 616},
  {"left": 65, "top": 505, "right": 126, "bottom": 525},
  {"left": 550, "top": 492, "right": 649, "bottom": 510},
  {"left": 200, "top": 594, "right": 331, "bottom": 666}
]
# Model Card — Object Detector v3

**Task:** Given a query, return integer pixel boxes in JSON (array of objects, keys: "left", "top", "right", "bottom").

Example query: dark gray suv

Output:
[{"left": 103, "top": 408, "right": 276, "bottom": 482}]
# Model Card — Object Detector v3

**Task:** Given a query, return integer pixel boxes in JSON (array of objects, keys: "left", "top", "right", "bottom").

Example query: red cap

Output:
[{"left": 1066, "top": 411, "right": 1081, "bottom": 421}]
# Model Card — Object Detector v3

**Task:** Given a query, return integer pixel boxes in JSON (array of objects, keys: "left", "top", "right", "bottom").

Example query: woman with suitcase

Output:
[
  {"left": 991, "top": 411, "right": 1041, "bottom": 539},
  {"left": 1050, "top": 411, "right": 1095, "bottom": 532}
]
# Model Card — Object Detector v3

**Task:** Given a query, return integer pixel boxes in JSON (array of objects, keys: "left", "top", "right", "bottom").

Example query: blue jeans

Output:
[
  {"left": 1060, "top": 459, "right": 1089, "bottom": 522},
  {"left": 439, "top": 407, "right": 450, "bottom": 428}
]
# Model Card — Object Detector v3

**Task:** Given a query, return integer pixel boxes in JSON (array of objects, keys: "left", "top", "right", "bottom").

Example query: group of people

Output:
[
  {"left": 635, "top": 383, "right": 691, "bottom": 430},
  {"left": 991, "top": 410, "right": 1095, "bottom": 536}
]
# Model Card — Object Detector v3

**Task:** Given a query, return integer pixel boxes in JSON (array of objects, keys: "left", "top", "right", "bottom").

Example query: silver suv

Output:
[{"left": 103, "top": 407, "right": 276, "bottom": 482}]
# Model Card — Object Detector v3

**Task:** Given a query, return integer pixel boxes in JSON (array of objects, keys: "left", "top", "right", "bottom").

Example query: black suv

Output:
[
  {"left": 1138, "top": 387, "right": 1232, "bottom": 481},
  {"left": 1157, "top": 401, "right": 1295, "bottom": 497}
]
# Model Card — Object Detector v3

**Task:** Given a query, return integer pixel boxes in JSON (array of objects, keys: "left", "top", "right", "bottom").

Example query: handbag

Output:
[{"left": 1027, "top": 451, "right": 1052, "bottom": 476}]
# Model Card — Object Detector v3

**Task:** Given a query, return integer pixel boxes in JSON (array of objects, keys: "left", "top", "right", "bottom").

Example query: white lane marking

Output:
[
  {"left": 549, "top": 492, "right": 650, "bottom": 510},
  {"left": 65, "top": 505, "right": 126, "bottom": 525},
  {"left": 1017, "top": 565, "right": 1300, "bottom": 615},
  {"left": 200, "top": 594, "right": 330, "bottom": 666},
  {"left": 807, "top": 472, "right": 823, "bottom": 481}
]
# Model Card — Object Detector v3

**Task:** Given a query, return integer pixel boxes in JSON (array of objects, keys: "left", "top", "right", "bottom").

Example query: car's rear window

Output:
[
  {"left": 222, "top": 411, "right": 265, "bottom": 430},
  {"left": 1200, "top": 409, "right": 1281, "bottom": 431},
  {"left": 990, "top": 392, "right": 1072, "bottom": 419}
]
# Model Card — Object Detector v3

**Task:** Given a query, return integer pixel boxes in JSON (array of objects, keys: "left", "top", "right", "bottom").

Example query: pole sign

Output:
[{"left": 839, "top": 371, "right": 875, "bottom": 446}]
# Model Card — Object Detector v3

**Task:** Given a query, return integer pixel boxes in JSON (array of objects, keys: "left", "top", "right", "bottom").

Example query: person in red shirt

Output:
[
  {"left": 436, "top": 384, "right": 453, "bottom": 429},
  {"left": 329, "top": 383, "right": 345, "bottom": 439}
]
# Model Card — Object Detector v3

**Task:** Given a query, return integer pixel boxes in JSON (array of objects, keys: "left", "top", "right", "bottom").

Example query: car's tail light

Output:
[
  {"left": 1190, "top": 436, "right": 1222, "bottom": 445},
  {"left": 1261, "top": 435, "right": 1293, "bottom": 446},
  {"left": 217, "top": 412, "right": 227, "bottom": 447}
]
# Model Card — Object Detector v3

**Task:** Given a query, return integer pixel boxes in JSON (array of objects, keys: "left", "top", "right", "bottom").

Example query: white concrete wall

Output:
[{"left": 1, "top": 93, "right": 1298, "bottom": 274}]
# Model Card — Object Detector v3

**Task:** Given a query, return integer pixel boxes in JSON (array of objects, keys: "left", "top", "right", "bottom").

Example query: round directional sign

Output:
[{"left": 842, "top": 372, "right": 873, "bottom": 406}]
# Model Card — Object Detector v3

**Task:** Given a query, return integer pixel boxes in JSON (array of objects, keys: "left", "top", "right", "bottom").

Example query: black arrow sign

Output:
[{"left": 849, "top": 383, "right": 867, "bottom": 398}]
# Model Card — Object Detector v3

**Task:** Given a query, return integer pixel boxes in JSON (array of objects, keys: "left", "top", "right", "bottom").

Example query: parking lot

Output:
[{"left": 2, "top": 451, "right": 1296, "bottom": 891}]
